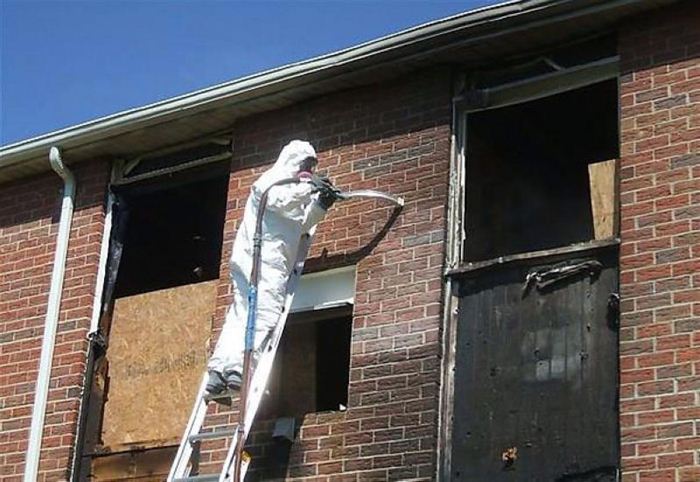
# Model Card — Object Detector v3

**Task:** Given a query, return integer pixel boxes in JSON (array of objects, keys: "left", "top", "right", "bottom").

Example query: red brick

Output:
[
  {"left": 637, "top": 351, "right": 675, "bottom": 368},
  {"left": 657, "top": 452, "right": 695, "bottom": 468},
  {"left": 680, "top": 467, "right": 700, "bottom": 482},
  {"left": 637, "top": 439, "right": 674, "bottom": 456},
  {"left": 676, "top": 437, "right": 700, "bottom": 451},
  {"left": 657, "top": 422, "right": 694, "bottom": 439},
  {"left": 619, "top": 5, "right": 700, "bottom": 480},
  {"left": 0, "top": 163, "right": 108, "bottom": 478},
  {"left": 639, "top": 469, "right": 675, "bottom": 482},
  {"left": 637, "top": 380, "right": 674, "bottom": 396}
]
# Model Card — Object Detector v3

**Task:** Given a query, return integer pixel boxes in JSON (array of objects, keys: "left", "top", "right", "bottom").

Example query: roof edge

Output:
[{"left": 0, "top": 0, "right": 668, "bottom": 174}]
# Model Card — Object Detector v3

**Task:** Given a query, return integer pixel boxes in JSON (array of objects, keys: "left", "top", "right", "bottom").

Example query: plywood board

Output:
[
  {"left": 588, "top": 159, "right": 617, "bottom": 240},
  {"left": 102, "top": 281, "right": 217, "bottom": 450}
]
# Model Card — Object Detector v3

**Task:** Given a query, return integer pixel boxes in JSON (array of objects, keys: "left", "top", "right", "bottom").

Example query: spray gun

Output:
[{"left": 303, "top": 172, "right": 405, "bottom": 207}]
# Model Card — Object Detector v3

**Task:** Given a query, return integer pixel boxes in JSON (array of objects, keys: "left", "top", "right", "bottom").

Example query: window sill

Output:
[{"left": 446, "top": 238, "right": 620, "bottom": 278}]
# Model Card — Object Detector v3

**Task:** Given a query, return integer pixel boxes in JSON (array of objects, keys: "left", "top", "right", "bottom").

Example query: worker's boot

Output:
[
  {"left": 204, "top": 369, "right": 242, "bottom": 405},
  {"left": 224, "top": 369, "right": 242, "bottom": 391},
  {"left": 205, "top": 370, "right": 227, "bottom": 395}
]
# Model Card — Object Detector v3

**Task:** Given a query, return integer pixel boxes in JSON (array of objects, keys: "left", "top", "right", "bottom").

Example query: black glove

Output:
[{"left": 311, "top": 175, "right": 340, "bottom": 210}]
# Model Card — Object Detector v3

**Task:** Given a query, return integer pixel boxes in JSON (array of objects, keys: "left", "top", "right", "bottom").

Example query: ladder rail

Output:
[
  {"left": 168, "top": 373, "right": 210, "bottom": 480},
  {"left": 220, "top": 231, "right": 314, "bottom": 482}
]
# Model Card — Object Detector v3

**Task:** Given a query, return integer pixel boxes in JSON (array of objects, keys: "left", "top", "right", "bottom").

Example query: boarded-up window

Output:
[
  {"left": 102, "top": 280, "right": 217, "bottom": 450},
  {"left": 451, "top": 251, "right": 619, "bottom": 480},
  {"left": 450, "top": 73, "right": 620, "bottom": 481},
  {"left": 80, "top": 166, "right": 230, "bottom": 481}
]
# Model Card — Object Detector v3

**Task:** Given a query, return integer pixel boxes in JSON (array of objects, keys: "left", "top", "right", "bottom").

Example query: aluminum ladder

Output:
[
  {"left": 167, "top": 189, "right": 402, "bottom": 482},
  {"left": 167, "top": 230, "right": 315, "bottom": 482}
]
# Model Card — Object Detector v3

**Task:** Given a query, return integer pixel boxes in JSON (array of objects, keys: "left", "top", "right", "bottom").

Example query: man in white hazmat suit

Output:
[{"left": 205, "top": 140, "right": 337, "bottom": 397}]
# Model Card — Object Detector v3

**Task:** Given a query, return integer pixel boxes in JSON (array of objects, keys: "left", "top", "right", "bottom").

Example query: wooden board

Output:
[
  {"left": 588, "top": 159, "right": 617, "bottom": 240},
  {"left": 91, "top": 446, "right": 176, "bottom": 481},
  {"left": 450, "top": 247, "right": 619, "bottom": 480},
  {"left": 101, "top": 281, "right": 218, "bottom": 451}
]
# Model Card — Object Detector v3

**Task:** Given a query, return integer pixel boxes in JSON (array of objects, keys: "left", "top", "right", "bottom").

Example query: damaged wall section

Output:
[{"left": 448, "top": 53, "right": 622, "bottom": 480}]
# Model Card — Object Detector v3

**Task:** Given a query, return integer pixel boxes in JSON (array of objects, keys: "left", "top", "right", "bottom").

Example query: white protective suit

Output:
[{"left": 208, "top": 140, "right": 327, "bottom": 376}]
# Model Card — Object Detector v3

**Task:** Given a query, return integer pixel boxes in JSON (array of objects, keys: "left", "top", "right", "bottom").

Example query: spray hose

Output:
[{"left": 246, "top": 177, "right": 403, "bottom": 351}]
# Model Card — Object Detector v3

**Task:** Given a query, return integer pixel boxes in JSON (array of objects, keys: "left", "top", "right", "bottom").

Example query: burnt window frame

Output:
[
  {"left": 439, "top": 54, "right": 621, "bottom": 481},
  {"left": 73, "top": 139, "right": 233, "bottom": 479},
  {"left": 446, "top": 55, "right": 621, "bottom": 272}
]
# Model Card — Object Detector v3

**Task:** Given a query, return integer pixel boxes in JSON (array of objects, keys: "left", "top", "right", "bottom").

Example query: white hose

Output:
[{"left": 338, "top": 189, "right": 404, "bottom": 207}]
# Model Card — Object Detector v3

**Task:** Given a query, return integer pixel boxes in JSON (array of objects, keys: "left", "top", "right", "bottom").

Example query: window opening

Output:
[
  {"left": 114, "top": 169, "right": 229, "bottom": 297},
  {"left": 463, "top": 79, "right": 618, "bottom": 262},
  {"left": 262, "top": 306, "right": 353, "bottom": 419}
]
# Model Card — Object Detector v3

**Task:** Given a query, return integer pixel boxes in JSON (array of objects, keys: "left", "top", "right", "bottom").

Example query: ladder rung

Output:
[
  {"left": 189, "top": 428, "right": 237, "bottom": 443},
  {"left": 174, "top": 475, "right": 220, "bottom": 482}
]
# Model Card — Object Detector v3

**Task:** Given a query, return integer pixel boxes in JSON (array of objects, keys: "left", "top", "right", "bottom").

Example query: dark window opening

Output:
[
  {"left": 463, "top": 79, "right": 619, "bottom": 262},
  {"left": 114, "top": 168, "right": 229, "bottom": 298},
  {"left": 261, "top": 307, "right": 352, "bottom": 419}
]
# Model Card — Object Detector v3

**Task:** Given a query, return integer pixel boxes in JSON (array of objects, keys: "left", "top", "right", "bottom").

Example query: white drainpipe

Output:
[{"left": 24, "top": 147, "right": 76, "bottom": 482}]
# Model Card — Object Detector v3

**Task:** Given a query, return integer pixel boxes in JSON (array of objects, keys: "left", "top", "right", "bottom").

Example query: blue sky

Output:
[{"left": 1, "top": 0, "right": 499, "bottom": 146}]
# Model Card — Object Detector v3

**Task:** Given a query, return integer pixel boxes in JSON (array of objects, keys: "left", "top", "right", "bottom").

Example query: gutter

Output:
[
  {"left": 0, "top": 0, "right": 674, "bottom": 174},
  {"left": 24, "top": 147, "right": 76, "bottom": 481},
  {"left": 0, "top": 0, "right": 521, "bottom": 165}
]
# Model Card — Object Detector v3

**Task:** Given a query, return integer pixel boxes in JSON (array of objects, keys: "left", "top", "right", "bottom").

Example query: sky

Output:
[{"left": 0, "top": 0, "right": 500, "bottom": 146}]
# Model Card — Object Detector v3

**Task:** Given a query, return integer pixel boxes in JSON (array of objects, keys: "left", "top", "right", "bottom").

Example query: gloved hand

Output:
[{"left": 310, "top": 175, "right": 340, "bottom": 210}]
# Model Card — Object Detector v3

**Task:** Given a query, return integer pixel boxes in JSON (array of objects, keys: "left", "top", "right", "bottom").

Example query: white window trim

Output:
[{"left": 291, "top": 265, "right": 356, "bottom": 313}]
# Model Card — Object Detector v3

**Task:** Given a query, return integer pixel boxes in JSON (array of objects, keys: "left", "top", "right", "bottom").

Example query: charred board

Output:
[{"left": 450, "top": 246, "right": 619, "bottom": 481}]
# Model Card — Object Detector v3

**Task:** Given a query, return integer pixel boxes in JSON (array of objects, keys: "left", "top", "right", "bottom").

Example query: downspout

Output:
[{"left": 24, "top": 147, "right": 76, "bottom": 482}]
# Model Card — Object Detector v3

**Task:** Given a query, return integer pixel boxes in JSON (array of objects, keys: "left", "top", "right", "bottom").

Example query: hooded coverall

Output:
[{"left": 207, "top": 140, "right": 328, "bottom": 378}]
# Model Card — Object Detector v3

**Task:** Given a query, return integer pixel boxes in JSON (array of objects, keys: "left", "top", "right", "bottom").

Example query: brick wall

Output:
[
  {"left": 198, "top": 68, "right": 452, "bottom": 480},
  {"left": 618, "top": 2, "right": 700, "bottom": 482},
  {"left": 6, "top": 6, "right": 696, "bottom": 479},
  {"left": 0, "top": 162, "right": 108, "bottom": 481}
]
